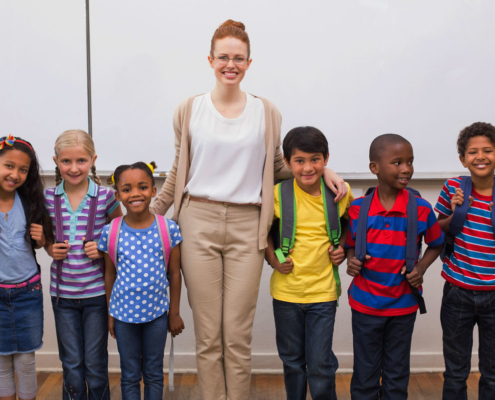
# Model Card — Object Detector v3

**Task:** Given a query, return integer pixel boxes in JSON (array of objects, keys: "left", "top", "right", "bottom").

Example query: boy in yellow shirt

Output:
[{"left": 266, "top": 126, "right": 353, "bottom": 400}]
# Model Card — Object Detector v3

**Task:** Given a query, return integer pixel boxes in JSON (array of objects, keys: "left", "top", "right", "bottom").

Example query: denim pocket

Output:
[
  {"left": 441, "top": 282, "right": 463, "bottom": 340},
  {"left": 29, "top": 282, "right": 43, "bottom": 297}
]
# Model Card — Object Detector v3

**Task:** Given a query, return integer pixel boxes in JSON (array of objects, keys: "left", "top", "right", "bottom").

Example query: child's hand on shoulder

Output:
[
  {"left": 401, "top": 265, "right": 425, "bottom": 288},
  {"left": 329, "top": 245, "right": 345, "bottom": 266},
  {"left": 83, "top": 237, "right": 104, "bottom": 259},
  {"left": 52, "top": 241, "right": 70, "bottom": 260},
  {"left": 346, "top": 255, "right": 370, "bottom": 277},
  {"left": 169, "top": 312, "right": 185, "bottom": 338},
  {"left": 30, "top": 223, "right": 45, "bottom": 247}
]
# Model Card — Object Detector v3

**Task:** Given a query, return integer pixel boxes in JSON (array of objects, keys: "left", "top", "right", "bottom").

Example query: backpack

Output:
[
  {"left": 270, "top": 177, "right": 343, "bottom": 300},
  {"left": 355, "top": 186, "right": 427, "bottom": 314},
  {"left": 106, "top": 213, "right": 176, "bottom": 391},
  {"left": 441, "top": 176, "right": 495, "bottom": 261},
  {"left": 18, "top": 192, "right": 41, "bottom": 273},
  {"left": 107, "top": 214, "right": 172, "bottom": 269},
  {"left": 53, "top": 187, "right": 102, "bottom": 304}
]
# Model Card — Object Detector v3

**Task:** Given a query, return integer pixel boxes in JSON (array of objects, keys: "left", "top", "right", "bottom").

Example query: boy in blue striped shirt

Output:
[
  {"left": 435, "top": 122, "right": 495, "bottom": 400},
  {"left": 346, "top": 134, "right": 444, "bottom": 399}
]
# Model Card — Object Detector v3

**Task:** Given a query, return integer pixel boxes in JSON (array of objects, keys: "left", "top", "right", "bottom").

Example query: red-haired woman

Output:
[{"left": 151, "top": 20, "right": 347, "bottom": 400}]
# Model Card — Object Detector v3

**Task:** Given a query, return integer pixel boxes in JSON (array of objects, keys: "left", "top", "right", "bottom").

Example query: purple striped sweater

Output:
[{"left": 45, "top": 178, "right": 120, "bottom": 298}]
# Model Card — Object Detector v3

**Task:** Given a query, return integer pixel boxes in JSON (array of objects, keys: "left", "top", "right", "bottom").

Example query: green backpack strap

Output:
[
  {"left": 274, "top": 180, "right": 297, "bottom": 264},
  {"left": 321, "top": 178, "right": 342, "bottom": 301},
  {"left": 274, "top": 178, "right": 343, "bottom": 303}
]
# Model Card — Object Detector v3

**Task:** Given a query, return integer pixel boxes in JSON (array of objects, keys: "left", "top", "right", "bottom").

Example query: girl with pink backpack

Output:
[{"left": 98, "top": 162, "right": 184, "bottom": 399}]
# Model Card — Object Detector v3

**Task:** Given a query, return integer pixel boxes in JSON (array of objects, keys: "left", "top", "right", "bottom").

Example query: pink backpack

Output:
[{"left": 107, "top": 214, "right": 172, "bottom": 269}]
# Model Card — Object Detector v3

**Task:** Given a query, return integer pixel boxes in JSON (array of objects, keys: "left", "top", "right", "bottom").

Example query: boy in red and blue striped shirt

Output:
[
  {"left": 345, "top": 134, "right": 444, "bottom": 400},
  {"left": 434, "top": 122, "right": 495, "bottom": 400}
]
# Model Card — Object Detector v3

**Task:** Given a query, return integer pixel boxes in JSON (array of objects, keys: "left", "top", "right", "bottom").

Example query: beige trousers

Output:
[{"left": 178, "top": 198, "right": 265, "bottom": 400}]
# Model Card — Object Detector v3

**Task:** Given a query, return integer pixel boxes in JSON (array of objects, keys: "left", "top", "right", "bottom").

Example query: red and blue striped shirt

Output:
[
  {"left": 435, "top": 178, "right": 495, "bottom": 290},
  {"left": 346, "top": 187, "right": 444, "bottom": 316}
]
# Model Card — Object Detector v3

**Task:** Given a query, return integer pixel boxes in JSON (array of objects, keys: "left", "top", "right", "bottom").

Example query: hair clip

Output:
[
  {"left": 0, "top": 134, "right": 34, "bottom": 151},
  {"left": 146, "top": 163, "right": 155, "bottom": 173},
  {"left": 110, "top": 174, "right": 115, "bottom": 184},
  {"left": 0, "top": 135, "right": 16, "bottom": 150}
]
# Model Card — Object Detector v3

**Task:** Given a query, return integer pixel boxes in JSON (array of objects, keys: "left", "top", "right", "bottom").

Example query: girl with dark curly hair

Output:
[{"left": 0, "top": 135, "right": 51, "bottom": 400}]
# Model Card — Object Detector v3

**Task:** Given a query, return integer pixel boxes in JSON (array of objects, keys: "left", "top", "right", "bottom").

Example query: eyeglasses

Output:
[{"left": 211, "top": 55, "right": 248, "bottom": 65}]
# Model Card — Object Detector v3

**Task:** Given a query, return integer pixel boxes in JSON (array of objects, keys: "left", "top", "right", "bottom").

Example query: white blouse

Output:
[{"left": 184, "top": 92, "right": 266, "bottom": 204}]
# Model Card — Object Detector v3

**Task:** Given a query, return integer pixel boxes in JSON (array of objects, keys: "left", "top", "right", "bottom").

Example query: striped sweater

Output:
[{"left": 45, "top": 178, "right": 120, "bottom": 298}]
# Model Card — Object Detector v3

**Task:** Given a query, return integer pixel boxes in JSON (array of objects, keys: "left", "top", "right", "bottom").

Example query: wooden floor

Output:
[{"left": 36, "top": 372, "right": 481, "bottom": 399}]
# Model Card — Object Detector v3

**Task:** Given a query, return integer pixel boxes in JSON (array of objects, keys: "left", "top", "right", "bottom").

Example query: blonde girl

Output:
[
  {"left": 44, "top": 130, "right": 122, "bottom": 400},
  {"left": 150, "top": 20, "right": 347, "bottom": 400}
]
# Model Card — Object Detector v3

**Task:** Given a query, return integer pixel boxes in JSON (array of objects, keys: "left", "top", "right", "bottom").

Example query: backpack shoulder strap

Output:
[
  {"left": 84, "top": 186, "right": 100, "bottom": 243},
  {"left": 492, "top": 176, "right": 495, "bottom": 231},
  {"left": 108, "top": 216, "right": 124, "bottom": 266},
  {"left": 155, "top": 215, "right": 172, "bottom": 270},
  {"left": 449, "top": 176, "right": 472, "bottom": 237},
  {"left": 355, "top": 188, "right": 375, "bottom": 263},
  {"left": 321, "top": 178, "right": 341, "bottom": 248},
  {"left": 405, "top": 189, "right": 418, "bottom": 272},
  {"left": 404, "top": 188, "right": 427, "bottom": 314},
  {"left": 54, "top": 193, "right": 64, "bottom": 243},
  {"left": 274, "top": 179, "right": 296, "bottom": 263}
]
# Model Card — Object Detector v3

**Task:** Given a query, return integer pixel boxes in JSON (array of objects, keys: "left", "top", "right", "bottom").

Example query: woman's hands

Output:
[{"left": 323, "top": 169, "right": 347, "bottom": 202}]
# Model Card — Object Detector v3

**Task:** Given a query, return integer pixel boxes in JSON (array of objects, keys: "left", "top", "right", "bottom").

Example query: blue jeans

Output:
[
  {"left": 441, "top": 281, "right": 495, "bottom": 400},
  {"left": 114, "top": 311, "right": 168, "bottom": 400},
  {"left": 273, "top": 299, "right": 338, "bottom": 400},
  {"left": 351, "top": 309, "right": 417, "bottom": 400},
  {"left": 51, "top": 295, "right": 109, "bottom": 400}
]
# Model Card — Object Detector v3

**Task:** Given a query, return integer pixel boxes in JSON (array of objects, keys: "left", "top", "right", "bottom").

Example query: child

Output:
[
  {"left": 99, "top": 162, "right": 184, "bottom": 399},
  {"left": 265, "top": 127, "right": 354, "bottom": 400},
  {"left": 0, "top": 135, "right": 51, "bottom": 400},
  {"left": 44, "top": 130, "right": 122, "bottom": 400},
  {"left": 435, "top": 122, "right": 495, "bottom": 400},
  {"left": 345, "top": 134, "right": 444, "bottom": 399}
]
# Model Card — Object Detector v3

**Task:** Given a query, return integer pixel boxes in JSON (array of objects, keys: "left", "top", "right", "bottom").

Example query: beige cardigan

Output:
[{"left": 150, "top": 94, "right": 292, "bottom": 250}]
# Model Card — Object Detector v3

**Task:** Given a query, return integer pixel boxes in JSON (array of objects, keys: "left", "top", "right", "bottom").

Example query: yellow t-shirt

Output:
[{"left": 270, "top": 180, "right": 354, "bottom": 303}]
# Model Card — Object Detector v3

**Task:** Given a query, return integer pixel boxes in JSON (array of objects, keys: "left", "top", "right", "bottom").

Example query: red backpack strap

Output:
[
  {"left": 155, "top": 215, "right": 172, "bottom": 270},
  {"left": 108, "top": 216, "right": 124, "bottom": 266}
]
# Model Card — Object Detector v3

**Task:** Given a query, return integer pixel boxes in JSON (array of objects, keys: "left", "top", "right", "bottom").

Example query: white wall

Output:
[{"left": 36, "top": 176, "right": 477, "bottom": 373}]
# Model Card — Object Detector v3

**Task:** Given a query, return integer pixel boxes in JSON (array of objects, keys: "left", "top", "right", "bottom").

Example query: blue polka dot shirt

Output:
[{"left": 98, "top": 218, "right": 182, "bottom": 324}]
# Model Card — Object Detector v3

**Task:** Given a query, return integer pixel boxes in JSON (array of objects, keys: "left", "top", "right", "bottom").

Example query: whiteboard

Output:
[
  {"left": 1, "top": 1, "right": 88, "bottom": 173},
  {"left": 90, "top": 0, "right": 495, "bottom": 174},
  {"left": 4, "top": 1, "right": 495, "bottom": 175}
]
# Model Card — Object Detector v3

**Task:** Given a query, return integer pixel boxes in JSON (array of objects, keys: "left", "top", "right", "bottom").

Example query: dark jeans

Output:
[
  {"left": 351, "top": 309, "right": 417, "bottom": 400},
  {"left": 441, "top": 281, "right": 495, "bottom": 400},
  {"left": 51, "top": 295, "right": 109, "bottom": 400},
  {"left": 114, "top": 312, "right": 168, "bottom": 400},
  {"left": 273, "top": 299, "right": 338, "bottom": 400}
]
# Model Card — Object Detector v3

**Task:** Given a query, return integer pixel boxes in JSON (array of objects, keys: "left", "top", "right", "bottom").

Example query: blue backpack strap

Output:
[
  {"left": 442, "top": 176, "right": 472, "bottom": 261},
  {"left": 492, "top": 176, "right": 495, "bottom": 230},
  {"left": 355, "top": 188, "right": 375, "bottom": 263},
  {"left": 274, "top": 179, "right": 296, "bottom": 264},
  {"left": 405, "top": 189, "right": 418, "bottom": 273},
  {"left": 450, "top": 176, "right": 472, "bottom": 236},
  {"left": 404, "top": 189, "right": 426, "bottom": 314}
]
